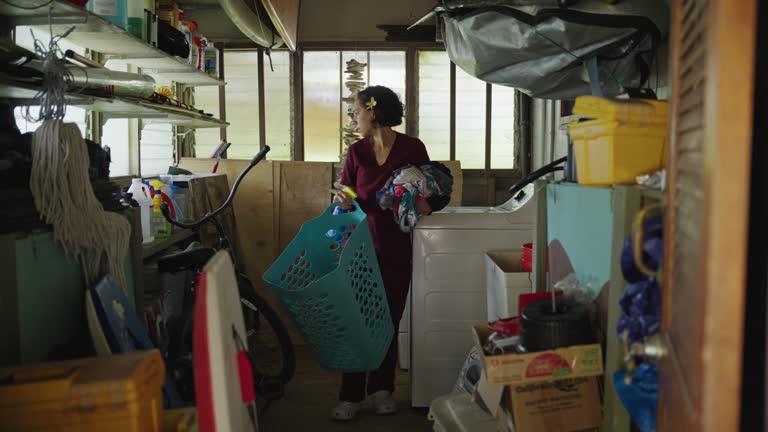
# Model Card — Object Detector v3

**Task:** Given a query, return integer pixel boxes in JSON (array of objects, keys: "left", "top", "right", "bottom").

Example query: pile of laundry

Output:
[{"left": 377, "top": 162, "right": 453, "bottom": 233}]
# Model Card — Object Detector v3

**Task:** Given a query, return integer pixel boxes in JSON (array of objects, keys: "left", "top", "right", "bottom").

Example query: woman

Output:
[{"left": 333, "top": 86, "right": 432, "bottom": 420}]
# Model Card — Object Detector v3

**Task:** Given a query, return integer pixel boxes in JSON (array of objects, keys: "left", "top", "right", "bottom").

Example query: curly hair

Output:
[{"left": 357, "top": 85, "right": 404, "bottom": 128}]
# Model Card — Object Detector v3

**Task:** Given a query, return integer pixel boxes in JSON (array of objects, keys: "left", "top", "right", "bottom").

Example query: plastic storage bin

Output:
[
  {"left": 0, "top": 350, "right": 164, "bottom": 432},
  {"left": 264, "top": 203, "right": 393, "bottom": 372},
  {"left": 569, "top": 96, "right": 669, "bottom": 186}
]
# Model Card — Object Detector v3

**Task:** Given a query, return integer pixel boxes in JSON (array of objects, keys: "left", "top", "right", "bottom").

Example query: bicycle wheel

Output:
[{"left": 238, "top": 273, "right": 296, "bottom": 385}]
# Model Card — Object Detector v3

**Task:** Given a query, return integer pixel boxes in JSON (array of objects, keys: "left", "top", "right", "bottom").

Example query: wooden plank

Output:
[
  {"left": 260, "top": 0, "right": 299, "bottom": 51},
  {"left": 187, "top": 174, "right": 240, "bottom": 261},
  {"left": 659, "top": 0, "right": 756, "bottom": 430},
  {"left": 276, "top": 162, "right": 334, "bottom": 253},
  {"left": 441, "top": 160, "right": 463, "bottom": 207},
  {"left": 178, "top": 158, "right": 299, "bottom": 344}
]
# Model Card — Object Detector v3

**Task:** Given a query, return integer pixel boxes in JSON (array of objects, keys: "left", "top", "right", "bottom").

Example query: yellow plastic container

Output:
[
  {"left": 569, "top": 96, "right": 669, "bottom": 186},
  {"left": 163, "top": 407, "right": 198, "bottom": 432},
  {"left": 0, "top": 350, "right": 164, "bottom": 432}
]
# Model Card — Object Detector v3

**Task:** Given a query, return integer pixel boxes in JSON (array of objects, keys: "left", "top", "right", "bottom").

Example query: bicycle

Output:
[{"left": 156, "top": 145, "right": 295, "bottom": 410}]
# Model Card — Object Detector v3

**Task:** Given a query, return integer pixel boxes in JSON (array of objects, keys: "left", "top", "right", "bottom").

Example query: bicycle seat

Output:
[{"left": 158, "top": 247, "right": 216, "bottom": 273}]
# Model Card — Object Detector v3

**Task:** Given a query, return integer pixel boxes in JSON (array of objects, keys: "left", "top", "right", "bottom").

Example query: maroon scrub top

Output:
[{"left": 340, "top": 132, "right": 430, "bottom": 264}]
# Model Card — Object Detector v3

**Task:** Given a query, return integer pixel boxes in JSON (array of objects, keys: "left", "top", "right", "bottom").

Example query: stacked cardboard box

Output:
[{"left": 472, "top": 324, "right": 604, "bottom": 432}]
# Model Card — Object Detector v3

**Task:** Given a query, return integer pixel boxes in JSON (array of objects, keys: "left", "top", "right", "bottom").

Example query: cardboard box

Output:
[
  {"left": 508, "top": 377, "right": 602, "bottom": 432},
  {"left": 473, "top": 324, "right": 603, "bottom": 385},
  {"left": 485, "top": 251, "right": 532, "bottom": 321}
]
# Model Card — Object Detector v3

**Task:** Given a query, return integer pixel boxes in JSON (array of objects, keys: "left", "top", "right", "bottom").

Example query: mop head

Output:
[{"left": 30, "top": 119, "right": 131, "bottom": 289}]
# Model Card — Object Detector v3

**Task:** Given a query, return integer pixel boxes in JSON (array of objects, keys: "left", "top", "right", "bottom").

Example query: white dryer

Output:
[{"left": 409, "top": 185, "right": 536, "bottom": 407}]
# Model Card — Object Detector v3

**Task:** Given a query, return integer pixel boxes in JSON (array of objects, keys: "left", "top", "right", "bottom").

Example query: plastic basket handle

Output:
[{"left": 324, "top": 202, "right": 366, "bottom": 218}]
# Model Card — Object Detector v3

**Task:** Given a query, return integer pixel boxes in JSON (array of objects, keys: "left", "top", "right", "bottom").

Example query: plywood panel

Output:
[
  {"left": 178, "top": 159, "right": 303, "bottom": 343},
  {"left": 442, "top": 160, "right": 463, "bottom": 207},
  {"left": 188, "top": 174, "right": 240, "bottom": 263},
  {"left": 261, "top": 0, "right": 299, "bottom": 51},
  {"left": 276, "top": 162, "right": 334, "bottom": 252}
]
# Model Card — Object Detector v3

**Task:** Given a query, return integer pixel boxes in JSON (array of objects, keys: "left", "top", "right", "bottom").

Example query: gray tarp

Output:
[{"left": 438, "top": 0, "right": 670, "bottom": 99}]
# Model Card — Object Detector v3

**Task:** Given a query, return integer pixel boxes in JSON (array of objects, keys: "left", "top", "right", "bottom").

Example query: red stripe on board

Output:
[{"left": 194, "top": 272, "right": 216, "bottom": 432}]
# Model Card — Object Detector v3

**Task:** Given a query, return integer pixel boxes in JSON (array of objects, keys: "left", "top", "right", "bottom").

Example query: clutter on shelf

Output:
[{"left": 614, "top": 204, "right": 664, "bottom": 432}]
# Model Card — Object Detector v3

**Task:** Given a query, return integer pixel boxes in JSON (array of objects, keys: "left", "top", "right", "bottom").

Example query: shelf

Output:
[
  {"left": 0, "top": 82, "right": 229, "bottom": 128},
  {"left": 0, "top": 0, "right": 224, "bottom": 87},
  {"left": 141, "top": 229, "right": 195, "bottom": 259}
]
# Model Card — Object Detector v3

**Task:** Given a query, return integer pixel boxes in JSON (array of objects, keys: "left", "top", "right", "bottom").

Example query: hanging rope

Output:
[
  {"left": 23, "top": 17, "right": 75, "bottom": 122},
  {"left": 30, "top": 121, "right": 132, "bottom": 289}
]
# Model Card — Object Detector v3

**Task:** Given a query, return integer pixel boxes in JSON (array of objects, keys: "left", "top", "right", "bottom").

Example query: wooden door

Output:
[{"left": 660, "top": 0, "right": 756, "bottom": 431}]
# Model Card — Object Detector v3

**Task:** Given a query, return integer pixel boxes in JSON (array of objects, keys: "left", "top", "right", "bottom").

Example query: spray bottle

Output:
[{"left": 127, "top": 178, "right": 154, "bottom": 243}]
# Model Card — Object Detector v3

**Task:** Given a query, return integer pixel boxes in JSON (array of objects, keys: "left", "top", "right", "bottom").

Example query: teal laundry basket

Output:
[{"left": 263, "top": 203, "right": 393, "bottom": 372}]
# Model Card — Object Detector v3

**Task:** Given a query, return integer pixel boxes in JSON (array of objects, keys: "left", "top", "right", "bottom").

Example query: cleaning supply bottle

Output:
[
  {"left": 203, "top": 39, "right": 219, "bottom": 76},
  {"left": 88, "top": 0, "right": 128, "bottom": 29},
  {"left": 181, "top": 19, "right": 198, "bottom": 66},
  {"left": 127, "top": 0, "right": 145, "bottom": 39},
  {"left": 332, "top": 186, "right": 358, "bottom": 215},
  {"left": 177, "top": 11, "right": 193, "bottom": 63},
  {"left": 149, "top": 180, "right": 173, "bottom": 238},
  {"left": 192, "top": 36, "right": 204, "bottom": 70},
  {"left": 127, "top": 178, "right": 154, "bottom": 243}
]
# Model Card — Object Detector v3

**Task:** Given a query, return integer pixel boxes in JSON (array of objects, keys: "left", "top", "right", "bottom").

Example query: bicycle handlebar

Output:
[{"left": 161, "top": 146, "right": 271, "bottom": 229}]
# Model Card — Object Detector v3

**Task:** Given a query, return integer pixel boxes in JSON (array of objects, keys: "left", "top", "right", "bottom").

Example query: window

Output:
[
  {"left": 264, "top": 52, "right": 292, "bottom": 160},
  {"left": 417, "top": 51, "right": 450, "bottom": 161},
  {"left": 194, "top": 51, "right": 292, "bottom": 160},
  {"left": 417, "top": 50, "right": 517, "bottom": 169},
  {"left": 303, "top": 51, "right": 340, "bottom": 162},
  {"left": 303, "top": 50, "right": 406, "bottom": 162},
  {"left": 455, "top": 66, "right": 486, "bottom": 169}
]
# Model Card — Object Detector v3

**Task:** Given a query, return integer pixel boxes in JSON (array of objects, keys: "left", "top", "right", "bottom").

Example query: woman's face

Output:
[{"left": 354, "top": 99, "right": 375, "bottom": 137}]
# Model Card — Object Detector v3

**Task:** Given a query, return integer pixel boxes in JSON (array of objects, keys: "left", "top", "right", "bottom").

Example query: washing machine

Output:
[{"left": 409, "top": 184, "right": 537, "bottom": 407}]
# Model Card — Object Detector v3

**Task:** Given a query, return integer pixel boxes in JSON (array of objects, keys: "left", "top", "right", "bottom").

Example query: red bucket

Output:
[{"left": 521, "top": 243, "right": 547, "bottom": 272}]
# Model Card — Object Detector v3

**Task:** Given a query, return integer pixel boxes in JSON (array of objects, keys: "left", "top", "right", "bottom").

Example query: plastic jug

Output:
[{"left": 127, "top": 178, "right": 154, "bottom": 243}]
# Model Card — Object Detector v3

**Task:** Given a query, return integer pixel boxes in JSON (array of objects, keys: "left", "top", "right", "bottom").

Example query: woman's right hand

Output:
[{"left": 333, "top": 183, "right": 354, "bottom": 210}]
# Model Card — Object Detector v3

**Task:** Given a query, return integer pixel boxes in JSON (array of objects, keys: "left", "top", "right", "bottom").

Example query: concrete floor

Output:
[{"left": 261, "top": 346, "right": 432, "bottom": 432}]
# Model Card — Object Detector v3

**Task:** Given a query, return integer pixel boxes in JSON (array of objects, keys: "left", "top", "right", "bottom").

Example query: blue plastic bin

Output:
[{"left": 264, "top": 204, "right": 393, "bottom": 372}]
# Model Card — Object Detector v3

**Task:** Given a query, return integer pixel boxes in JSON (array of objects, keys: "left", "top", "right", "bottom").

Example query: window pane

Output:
[
  {"left": 491, "top": 85, "right": 516, "bottom": 169},
  {"left": 368, "top": 51, "right": 406, "bottom": 133},
  {"left": 303, "top": 51, "right": 341, "bottom": 162},
  {"left": 455, "top": 67, "right": 486, "bottom": 169},
  {"left": 224, "top": 52, "right": 261, "bottom": 160},
  {"left": 417, "top": 51, "right": 450, "bottom": 161},
  {"left": 264, "top": 51, "right": 292, "bottom": 160},
  {"left": 194, "top": 85, "right": 221, "bottom": 158},
  {"left": 140, "top": 76, "right": 175, "bottom": 175},
  {"left": 102, "top": 59, "right": 132, "bottom": 176}
]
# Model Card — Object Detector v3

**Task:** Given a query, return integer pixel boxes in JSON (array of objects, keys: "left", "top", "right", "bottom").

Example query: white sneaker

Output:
[
  {"left": 333, "top": 401, "right": 361, "bottom": 421},
  {"left": 368, "top": 391, "right": 397, "bottom": 415}
]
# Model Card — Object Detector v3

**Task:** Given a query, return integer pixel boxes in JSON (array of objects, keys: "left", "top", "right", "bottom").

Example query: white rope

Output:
[{"left": 30, "top": 120, "right": 131, "bottom": 289}]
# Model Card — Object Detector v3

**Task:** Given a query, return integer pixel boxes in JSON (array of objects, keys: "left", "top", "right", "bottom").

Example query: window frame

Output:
[{"left": 187, "top": 41, "right": 529, "bottom": 205}]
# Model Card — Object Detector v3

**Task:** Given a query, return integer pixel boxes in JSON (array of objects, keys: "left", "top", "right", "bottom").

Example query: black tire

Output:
[
  {"left": 519, "top": 298, "right": 595, "bottom": 352},
  {"left": 237, "top": 273, "right": 296, "bottom": 386}
]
